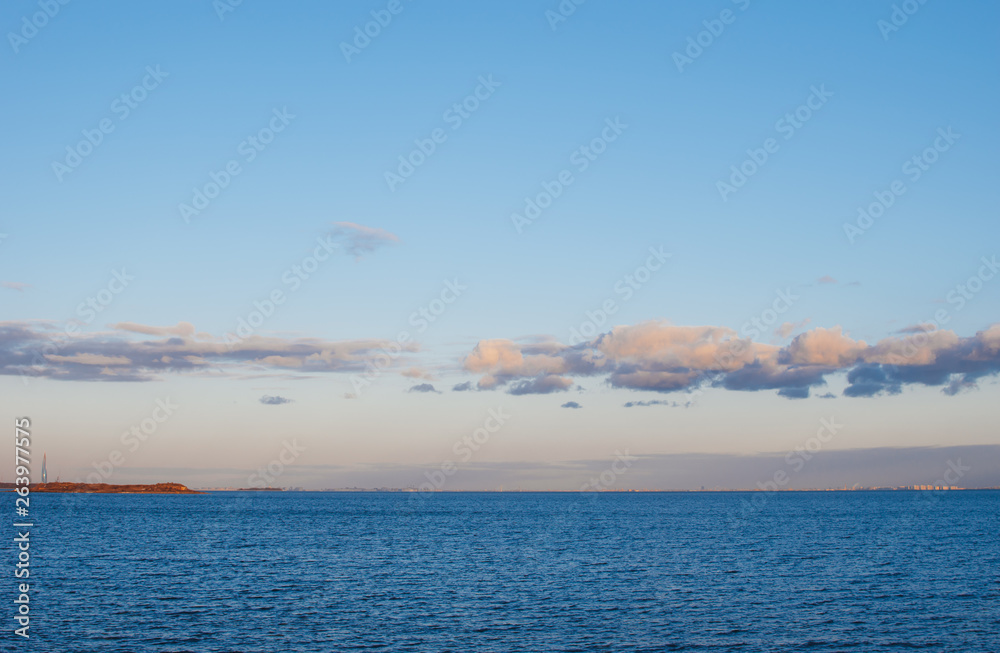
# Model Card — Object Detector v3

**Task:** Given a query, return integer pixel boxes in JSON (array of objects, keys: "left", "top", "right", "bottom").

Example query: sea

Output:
[{"left": 11, "top": 490, "right": 999, "bottom": 652}]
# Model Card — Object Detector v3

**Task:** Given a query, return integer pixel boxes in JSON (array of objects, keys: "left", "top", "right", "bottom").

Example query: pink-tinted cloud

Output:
[
  {"left": 458, "top": 322, "right": 1000, "bottom": 399},
  {"left": 782, "top": 326, "right": 866, "bottom": 366},
  {"left": 776, "top": 318, "right": 811, "bottom": 339},
  {"left": 112, "top": 321, "right": 196, "bottom": 337}
]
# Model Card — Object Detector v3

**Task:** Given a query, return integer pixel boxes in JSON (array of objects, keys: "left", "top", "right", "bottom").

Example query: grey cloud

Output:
[
  {"left": 623, "top": 399, "right": 680, "bottom": 408},
  {"left": 260, "top": 395, "right": 293, "bottom": 405},
  {"left": 508, "top": 375, "right": 572, "bottom": 396},
  {"left": 0, "top": 321, "right": 416, "bottom": 382}
]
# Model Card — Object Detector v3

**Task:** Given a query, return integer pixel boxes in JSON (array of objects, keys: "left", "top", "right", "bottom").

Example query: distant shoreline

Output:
[
  {"left": 201, "top": 487, "right": 1000, "bottom": 493},
  {"left": 2, "top": 482, "right": 204, "bottom": 494},
  {"left": 2, "top": 484, "right": 997, "bottom": 493}
]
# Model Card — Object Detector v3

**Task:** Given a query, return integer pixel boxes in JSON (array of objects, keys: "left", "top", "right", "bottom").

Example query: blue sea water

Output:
[{"left": 9, "top": 491, "right": 1000, "bottom": 652}]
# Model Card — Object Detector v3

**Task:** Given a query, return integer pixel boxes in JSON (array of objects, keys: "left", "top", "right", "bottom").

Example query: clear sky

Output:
[{"left": 2, "top": 0, "right": 998, "bottom": 489}]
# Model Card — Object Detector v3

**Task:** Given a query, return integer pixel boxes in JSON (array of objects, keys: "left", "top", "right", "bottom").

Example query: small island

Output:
[{"left": 30, "top": 482, "right": 203, "bottom": 494}]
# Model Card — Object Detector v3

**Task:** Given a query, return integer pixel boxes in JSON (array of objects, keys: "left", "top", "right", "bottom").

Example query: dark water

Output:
[{"left": 11, "top": 491, "right": 1000, "bottom": 652}]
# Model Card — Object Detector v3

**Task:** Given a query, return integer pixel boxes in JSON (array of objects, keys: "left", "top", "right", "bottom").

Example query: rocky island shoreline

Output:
[{"left": 27, "top": 482, "right": 203, "bottom": 494}]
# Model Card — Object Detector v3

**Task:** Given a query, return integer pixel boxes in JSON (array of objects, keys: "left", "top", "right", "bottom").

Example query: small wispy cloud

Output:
[
  {"left": 332, "top": 222, "right": 399, "bottom": 258},
  {"left": 260, "top": 395, "right": 293, "bottom": 405},
  {"left": 817, "top": 275, "right": 837, "bottom": 284},
  {"left": 561, "top": 401, "right": 582, "bottom": 409},
  {"left": 401, "top": 367, "right": 434, "bottom": 380},
  {"left": 897, "top": 323, "right": 936, "bottom": 334},
  {"left": 408, "top": 383, "right": 441, "bottom": 394},
  {"left": 2, "top": 282, "right": 31, "bottom": 292},
  {"left": 508, "top": 375, "right": 572, "bottom": 395},
  {"left": 624, "top": 399, "right": 684, "bottom": 408},
  {"left": 776, "top": 318, "right": 811, "bottom": 339},
  {"left": 452, "top": 381, "right": 474, "bottom": 392},
  {"left": 112, "top": 321, "right": 195, "bottom": 337}
]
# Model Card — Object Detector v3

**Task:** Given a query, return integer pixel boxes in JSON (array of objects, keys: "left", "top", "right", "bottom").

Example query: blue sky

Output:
[{"left": 2, "top": 1, "right": 998, "bottom": 489}]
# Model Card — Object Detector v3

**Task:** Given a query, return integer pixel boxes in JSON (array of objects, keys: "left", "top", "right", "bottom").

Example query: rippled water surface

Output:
[{"left": 16, "top": 491, "right": 1000, "bottom": 651}]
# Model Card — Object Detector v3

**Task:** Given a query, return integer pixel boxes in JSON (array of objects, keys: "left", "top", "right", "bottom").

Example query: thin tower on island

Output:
[{"left": 41, "top": 453, "right": 47, "bottom": 484}]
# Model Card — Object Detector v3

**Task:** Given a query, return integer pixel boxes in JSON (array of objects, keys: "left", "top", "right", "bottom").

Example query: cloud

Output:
[
  {"left": 452, "top": 381, "right": 474, "bottom": 392},
  {"left": 561, "top": 401, "right": 582, "bottom": 409},
  {"left": 45, "top": 353, "right": 131, "bottom": 366},
  {"left": 408, "top": 383, "right": 441, "bottom": 394},
  {"left": 776, "top": 318, "right": 811, "bottom": 339},
  {"left": 331, "top": 222, "right": 399, "bottom": 258},
  {"left": 401, "top": 367, "right": 434, "bottom": 380},
  {"left": 457, "top": 321, "right": 1000, "bottom": 401},
  {"left": 2, "top": 282, "right": 31, "bottom": 292},
  {"left": 465, "top": 339, "right": 565, "bottom": 377},
  {"left": 259, "top": 395, "right": 293, "bottom": 405},
  {"left": 818, "top": 275, "right": 837, "bottom": 284},
  {"left": 1, "top": 320, "right": 418, "bottom": 382},
  {"left": 843, "top": 364, "right": 901, "bottom": 397},
  {"left": 508, "top": 375, "right": 573, "bottom": 395},
  {"left": 782, "top": 326, "right": 866, "bottom": 367},
  {"left": 623, "top": 399, "right": 683, "bottom": 408},
  {"left": 942, "top": 375, "right": 978, "bottom": 396},
  {"left": 897, "top": 323, "right": 937, "bottom": 334},
  {"left": 462, "top": 338, "right": 604, "bottom": 394},
  {"left": 112, "top": 321, "right": 196, "bottom": 337}
]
